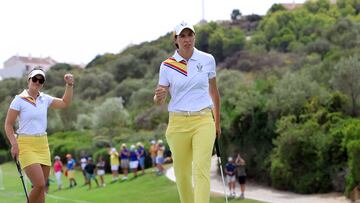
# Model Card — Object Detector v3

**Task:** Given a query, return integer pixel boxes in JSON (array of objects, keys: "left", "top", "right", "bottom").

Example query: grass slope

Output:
[{"left": 0, "top": 162, "right": 263, "bottom": 203}]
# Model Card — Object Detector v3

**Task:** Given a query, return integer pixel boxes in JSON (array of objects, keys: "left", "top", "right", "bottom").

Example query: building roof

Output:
[{"left": 15, "top": 56, "right": 57, "bottom": 65}]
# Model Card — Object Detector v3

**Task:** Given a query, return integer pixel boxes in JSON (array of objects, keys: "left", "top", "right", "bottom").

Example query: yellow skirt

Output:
[{"left": 17, "top": 136, "right": 51, "bottom": 169}]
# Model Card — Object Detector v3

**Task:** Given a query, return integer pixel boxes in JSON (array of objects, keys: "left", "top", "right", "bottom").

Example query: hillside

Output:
[{"left": 0, "top": 0, "right": 360, "bottom": 196}]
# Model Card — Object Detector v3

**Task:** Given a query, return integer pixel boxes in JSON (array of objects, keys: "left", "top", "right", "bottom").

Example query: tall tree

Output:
[
  {"left": 231, "top": 9, "right": 242, "bottom": 21},
  {"left": 92, "top": 97, "right": 129, "bottom": 145},
  {"left": 331, "top": 55, "right": 360, "bottom": 116}
]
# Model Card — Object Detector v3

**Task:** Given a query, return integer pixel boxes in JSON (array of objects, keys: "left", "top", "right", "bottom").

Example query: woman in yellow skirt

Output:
[
  {"left": 4, "top": 68, "right": 74, "bottom": 203},
  {"left": 154, "top": 21, "right": 221, "bottom": 203}
]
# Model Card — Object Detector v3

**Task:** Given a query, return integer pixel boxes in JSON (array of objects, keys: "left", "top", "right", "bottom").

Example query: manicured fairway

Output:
[{"left": 0, "top": 163, "right": 263, "bottom": 203}]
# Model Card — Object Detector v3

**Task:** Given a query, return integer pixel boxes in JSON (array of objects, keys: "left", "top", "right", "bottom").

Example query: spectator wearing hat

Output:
[
  {"left": 225, "top": 157, "right": 236, "bottom": 197},
  {"left": 53, "top": 155, "right": 63, "bottom": 190},
  {"left": 129, "top": 145, "right": 139, "bottom": 178},
  {"left": 4, "top": 68, "right": 74, "bottom": 203},
  {"left": 149, "top": 140, "right": 157, "bottom": 169},
  {"left": 120, "top": 143, "right": 130, "bottom": 180},
  {"left": 109, "top": 147, "right": 119, "bottom": 181},
  {"left": 84, "top": 157, "right": 99, "bottom": 190},
  {"left": 154, "top": 21, "right": 221, "bottom": 203},
  {"left": 65, "top": 154, "right": 77, "bottom": 188},
  {"left": 136, "top": 142, "right": 146, "bottom": 175},
  {"left": 156, "top": 140, "right": 165, "bottom": 175}
]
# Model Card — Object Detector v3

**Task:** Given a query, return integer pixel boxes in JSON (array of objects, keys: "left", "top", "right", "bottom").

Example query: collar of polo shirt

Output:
[
  {"left": 174, "top": 48, "right": 200, "bottom": 62},
  {"left": 20, "top": 89, "right": 43, "bottom": 98}
]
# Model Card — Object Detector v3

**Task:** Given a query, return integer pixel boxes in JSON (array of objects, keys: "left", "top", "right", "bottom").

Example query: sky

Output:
[{"left": 0, "top": 0, "right": 306, "bottom": 67}]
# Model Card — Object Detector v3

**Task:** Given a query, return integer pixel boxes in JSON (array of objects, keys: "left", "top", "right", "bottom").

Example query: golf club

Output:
[
  {"left": 215, "top": 138, "right": 229, "bottom": 203},
  {"left": 14, "top": 158, "right": 29, "bottom": 203}
]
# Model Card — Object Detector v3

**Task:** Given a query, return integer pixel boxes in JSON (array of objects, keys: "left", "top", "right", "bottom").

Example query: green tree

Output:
[
  {"left": 305, "top": 0, "right": 331, "bottom": 13},
  {"left": 92, "top": 97, "right": 129, "bottom": 145},
  {"left": 85, "top": 53, "right": 117, "bottom": 69},
  {"left": 223, "top": 28, "right": 245, "bottom": 57},
  {"left": 195, "top": 22, "right": 216, "bottom": 52},
  {"left": 305, "top": 38, "right": 331, "bottom": 59},
  {"left": 208, "top": 31, "right": 224, "bottom": 62},
  {"left": 106, "top": 54, "right": 146, "bottom": 82},
  {"left": 231, "top": 9, "right": 241, "bottom": 21},
  {"left": 74, "top": 114, "right": 93, "bottom": 131},
  {"left": 268, "top": 4, "right": 286, "bottom": 14},
  {"left": 331, "top": 55, "right": 360, "bottom": 116},
  {"left": 346, "top": 140, "right": 360, "bottom": 194},
  {"left": 195, "top": 22, "right": 245, "bottom": 62},
  {"left": 50, "top": 63, "right": 73, "bottom": 71},
  {"left": 77, "top": 72, "right": 116, "bottom": 99},
  {"left": 128, "top": 88, "right": 154, "bottom": 111},
  {"left": 336, "top": 0, "right": 356, "bottom": 16},
  {"left": 269, "top": 72, "right": 329, "bottom": 115},
  {"left": 325, "top": 18, "right": 360, "bottom": 49},
  {"left": 271, "top": 117, "right": 331, "bottom": 193},
  {"left": 111, "top": 78, "right": 144, "bottom": 105},
  {"left": 254, "top": 9, "right": 335, "bottom": 52}
]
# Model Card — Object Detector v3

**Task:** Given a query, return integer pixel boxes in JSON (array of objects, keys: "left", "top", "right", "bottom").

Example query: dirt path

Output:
[{"left": 165, "top": 156, "right": 351, "bottom": 203}]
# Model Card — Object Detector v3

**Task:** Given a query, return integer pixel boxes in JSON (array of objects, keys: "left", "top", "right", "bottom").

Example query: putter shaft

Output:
[
  {"left": 215, "top": 139, "right": 229, "bottom": 203},
  {"left": 15, "top": 159, "right": 29, "bottom": 203}
]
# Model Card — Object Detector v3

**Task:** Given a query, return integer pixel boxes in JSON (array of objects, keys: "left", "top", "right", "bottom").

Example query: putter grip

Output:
[
  {"left": 14, "top": 158, "right": 23, "bottom": 176},
  {"left": 215, "top": 138, "right": 221, "bottom": 157}
]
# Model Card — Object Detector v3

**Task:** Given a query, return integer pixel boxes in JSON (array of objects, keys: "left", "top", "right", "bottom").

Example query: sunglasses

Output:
[{"left": 31, "top": 77, "right": 45, "bottom": 84}]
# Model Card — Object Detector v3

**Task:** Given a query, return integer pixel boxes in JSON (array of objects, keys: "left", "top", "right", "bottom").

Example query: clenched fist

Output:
[
  {"left": 154, "top": 86, "right": 168, "bottom": 105},
  {"left": 64, "top": 73, "right": 74, "bottom": 86}
]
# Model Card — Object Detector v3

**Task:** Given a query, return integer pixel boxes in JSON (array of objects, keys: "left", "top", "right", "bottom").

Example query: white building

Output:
[{"left": 0, "top": 55, "right": 57, "bottom": 79}]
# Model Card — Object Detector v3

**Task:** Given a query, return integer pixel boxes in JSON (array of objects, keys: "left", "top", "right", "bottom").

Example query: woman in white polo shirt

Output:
[
  {"left": 154, "top": 22, "right": 221, "bottom": 203},
  {"left": 4, "top": 68, "right": 74, "bottom": 203}
]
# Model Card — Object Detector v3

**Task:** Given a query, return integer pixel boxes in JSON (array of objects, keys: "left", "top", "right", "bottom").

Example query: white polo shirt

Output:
[
  {"left": 158, "top": 48, "right": 216, "bottom": 112},
  {"left": 9, "top": 90, "right": 54, "bottom": 135}
]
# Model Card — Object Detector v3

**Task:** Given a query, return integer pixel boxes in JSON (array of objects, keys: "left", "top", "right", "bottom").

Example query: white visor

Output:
[{"left": 28, "top": 69, "right": 46, "bottom": 80}]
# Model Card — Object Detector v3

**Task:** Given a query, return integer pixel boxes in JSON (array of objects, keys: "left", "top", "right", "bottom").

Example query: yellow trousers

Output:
[{"left": 166, "top": 112, "right": 216, "bottom": 203}]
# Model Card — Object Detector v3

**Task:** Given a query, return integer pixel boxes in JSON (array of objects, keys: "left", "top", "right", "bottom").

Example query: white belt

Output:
[
  {"left": 170, "top": 108, "right": 212, "bottom": 116},
  {"left": 17, "top": 133, "right": 47, "bottom": 137}
]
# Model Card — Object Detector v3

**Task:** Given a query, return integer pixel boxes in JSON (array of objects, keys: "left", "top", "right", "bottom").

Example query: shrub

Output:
[
  {"left": 48, "top": 131, "right": 93, "bottom": 163},
  {"left": 0, "top": 150, "right": 10, "bottom": 164},
  {"left": 345, "top": 140, "right": 360, "bottom": 195},
  {"left": 271, "top": 118, "right": 332, "bottom": 193}
]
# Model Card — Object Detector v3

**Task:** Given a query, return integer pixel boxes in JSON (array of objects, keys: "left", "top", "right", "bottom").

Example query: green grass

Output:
[{"left": 0, "top": 162, "right": 263, "bottom": 203}]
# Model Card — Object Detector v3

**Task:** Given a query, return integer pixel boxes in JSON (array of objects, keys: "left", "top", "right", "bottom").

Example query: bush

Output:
[
  {"left": 271, "top": 118, "right": 332, "bottom": 193},
  {"left": 48, "top": 131, "right": 93, "bottom": 163},
  {"left": 0, "top": 150, "right": 10, "bottom": 164},
  {"left": 345, "top": 140, "right": 360, "bottom": 195},
  {"left": 323, "top": 125, "right": 348, "bottom": 192}
]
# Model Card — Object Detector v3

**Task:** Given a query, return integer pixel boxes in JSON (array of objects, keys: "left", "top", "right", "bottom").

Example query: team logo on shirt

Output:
[
  {"left": 163, "top": 57, "right": 188, "bottom": 76},
  {"left": 197, "top": 63, "right": 203, "bottom": 72}
]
